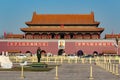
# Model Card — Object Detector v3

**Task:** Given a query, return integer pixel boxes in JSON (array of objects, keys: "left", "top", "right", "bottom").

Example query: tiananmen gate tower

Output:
[
  {"left": 1, "top": 12, "right": 119, "bottom": 55},
  {"left": 20, "top": 12, "right": 104, "bottom": 39}
]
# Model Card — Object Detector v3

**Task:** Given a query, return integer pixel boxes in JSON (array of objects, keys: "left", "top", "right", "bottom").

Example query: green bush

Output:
[{"left": 28, "top": 62, "right": 48, "bottom": 68}]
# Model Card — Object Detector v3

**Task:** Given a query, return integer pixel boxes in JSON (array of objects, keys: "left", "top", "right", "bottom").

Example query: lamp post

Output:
[
  {"left": 20, "top": 65, "right": 25, "bottom": 79},
  {"left": 115, "top": 37, "right": 119, "bottom": 55},
  {"left": 55, "top": 60, "right": 59, "bottom": 80},
  {"left": 89, "top": 57, "right": 94, "bottom": 80}
]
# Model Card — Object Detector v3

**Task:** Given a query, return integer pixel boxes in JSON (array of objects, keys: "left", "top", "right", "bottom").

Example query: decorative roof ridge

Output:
[{"left": 33, "top": 12, "right": 94, "bottom": 16}]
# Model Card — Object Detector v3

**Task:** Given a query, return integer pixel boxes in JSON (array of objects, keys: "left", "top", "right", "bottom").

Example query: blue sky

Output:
[{"left": 0, "top": 0, "right": 120, "bottom": 38}]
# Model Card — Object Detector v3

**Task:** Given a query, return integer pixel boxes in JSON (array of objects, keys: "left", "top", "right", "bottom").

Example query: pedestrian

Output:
[{"left": 37, "top": 47, "right": 41, "bottom": 63}]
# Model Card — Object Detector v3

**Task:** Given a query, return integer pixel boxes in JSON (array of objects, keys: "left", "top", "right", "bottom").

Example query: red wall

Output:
[{"left": 0, "top": 39, "right": 119, "bottom": 55}]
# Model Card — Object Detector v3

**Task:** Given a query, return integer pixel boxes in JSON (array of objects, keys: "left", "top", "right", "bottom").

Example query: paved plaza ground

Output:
[{"left": 0, "top": 63, "right": 120, "bottom": 80}]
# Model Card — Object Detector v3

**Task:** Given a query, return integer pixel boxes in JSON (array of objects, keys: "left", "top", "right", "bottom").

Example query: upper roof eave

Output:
[
  {"left": 25, "top": 22, "right": 100, "bottom": 26},
  {"left": 20, "top": 27, "right": 104, "bottom": 32}
]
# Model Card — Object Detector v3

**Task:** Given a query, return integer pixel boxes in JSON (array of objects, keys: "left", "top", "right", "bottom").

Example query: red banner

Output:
[
  {"left": 7, "top": 42, "right": 48, "bottom": 46},
  {"left": 75, "top": 42, "right": 113, "bottom": 46}
]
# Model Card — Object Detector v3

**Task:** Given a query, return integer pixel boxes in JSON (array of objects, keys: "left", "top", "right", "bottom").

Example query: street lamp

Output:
[{"left": 115, "top": 36, "right": 119, "bottom": 55}]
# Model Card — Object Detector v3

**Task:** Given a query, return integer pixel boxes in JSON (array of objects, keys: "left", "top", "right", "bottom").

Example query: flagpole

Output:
[{"left": 4, "top": 32, "right": 7, "bottom": 38}]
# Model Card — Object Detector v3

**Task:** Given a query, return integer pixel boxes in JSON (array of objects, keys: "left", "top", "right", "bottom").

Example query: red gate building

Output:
[{"left": 0, "top": 12, "right": 119, "bottom": 55}]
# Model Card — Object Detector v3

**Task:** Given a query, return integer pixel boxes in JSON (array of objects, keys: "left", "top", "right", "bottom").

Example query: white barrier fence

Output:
[
  {"left": 7, "top": 55, "right": 120, "bottom": 79},
  {"left": 9, "top": 55, "right": 120, "bottom": 64}
]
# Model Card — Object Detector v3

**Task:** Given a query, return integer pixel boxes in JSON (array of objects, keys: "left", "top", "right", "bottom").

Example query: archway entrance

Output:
[{"left": 58, "top": 49, "right": 65, "bottom": 55}]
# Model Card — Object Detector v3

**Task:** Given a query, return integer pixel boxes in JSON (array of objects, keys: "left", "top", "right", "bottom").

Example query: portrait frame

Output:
[{"left": 58, "top": 40, "right": 65, "bottom": 49}]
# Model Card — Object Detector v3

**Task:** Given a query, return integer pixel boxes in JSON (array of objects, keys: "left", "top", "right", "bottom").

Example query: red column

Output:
[{"left": 90, "top": 33, "right": 92, "bottom": 39}]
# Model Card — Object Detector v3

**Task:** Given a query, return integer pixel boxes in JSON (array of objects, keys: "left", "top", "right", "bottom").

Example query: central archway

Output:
[{"left": 58, "top": 49, "right": 65, "bottom": 55}]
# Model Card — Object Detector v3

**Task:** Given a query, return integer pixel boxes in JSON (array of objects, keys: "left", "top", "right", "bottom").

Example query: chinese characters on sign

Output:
[
  {"left": 75, "top": 42, "right": 114, "bottom": 46},
  {"left": 7, "top": 42, "right": 48, "bottom": 46}
]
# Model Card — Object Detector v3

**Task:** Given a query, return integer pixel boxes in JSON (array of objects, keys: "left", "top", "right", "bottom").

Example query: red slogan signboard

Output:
[
  {"left": 75, "top": 42, "right": 114, "bottom": 46},
  {"left": 7, "top": 42, "right": 48, "bottom": 46}
]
